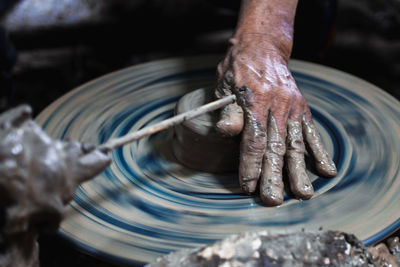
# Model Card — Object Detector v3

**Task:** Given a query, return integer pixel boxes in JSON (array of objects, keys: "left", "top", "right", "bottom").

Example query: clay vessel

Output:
[{"left": 173, "top": 88, "right": 240, "bottom": 173}]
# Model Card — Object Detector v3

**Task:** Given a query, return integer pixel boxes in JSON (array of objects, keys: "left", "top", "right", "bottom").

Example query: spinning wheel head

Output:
[
  {"left": 35, "top": 57, "right": 400, "bottom": 265},
  {"left": 173, "top": 88, "right": 240, "bottom": 173}
]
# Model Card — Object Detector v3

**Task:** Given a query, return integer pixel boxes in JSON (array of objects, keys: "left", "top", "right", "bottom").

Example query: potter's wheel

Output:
[{"left": 36, "top": 56, "right": 400, "bottom": 265}]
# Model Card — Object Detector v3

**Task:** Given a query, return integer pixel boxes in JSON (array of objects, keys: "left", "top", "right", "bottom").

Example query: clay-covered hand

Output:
[
  {"left": 215, "top": 0, "right": 337, "bottom": 206},
  {"left": 0, "top": 105, "right": 111, "bottom": 235}
]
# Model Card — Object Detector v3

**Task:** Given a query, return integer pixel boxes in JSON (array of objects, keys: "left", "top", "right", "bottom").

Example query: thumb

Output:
[
  {"left": 214, "top": 70, "right": 244, "bottom": 137},
  {"left": 75, "top": 149, "right": 111, "bottom": 184},
  {"left": 0, "top": 104, "right": 32, "bottom": 129},
  {"left": 216, "top": 102, "right": 244, "bottom": 137}
]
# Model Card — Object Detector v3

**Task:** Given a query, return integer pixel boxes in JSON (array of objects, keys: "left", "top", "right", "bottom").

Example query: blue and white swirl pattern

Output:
[{"left": 36, "top": 56, "right": 400, "bottom": 265}]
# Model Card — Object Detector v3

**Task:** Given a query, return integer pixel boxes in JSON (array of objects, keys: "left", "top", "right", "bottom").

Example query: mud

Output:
[
  {"left": 303, "top": 118, "right": 337, "bottom": 177},
  {"left": 0, "top": 105, "right": 110, "bottom": 267},
  {"left": 147, "top": 230, "right": 377, "bottom": 267},
  {"left": 286, "top": 119, "right": 314, "bottom": 199},
  {"left": 260, "top": 115, "right": 285, "bottom": 206}
]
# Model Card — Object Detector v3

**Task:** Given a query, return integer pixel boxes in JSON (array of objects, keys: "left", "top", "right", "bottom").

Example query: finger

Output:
[
  {"left": 215, "top": 69, "right": 244, "bottom": 137},
  {"left": 239, "top": 109, "right": 267, "bottom": 194},
  {"left": 62, "top": 140, "right": 110, "bottom": 183},
  {"left": 63, "top": 140, "right": 83, "bottom": 158},
  {"left": 81, "top": 142, "right": 95, "bottom": 153},
  {"left": 216, "top": 102, "right": 244, "bottom": 137},
  {"left": 0, "top": 105, "right": 32, "bottom": 129},
  {"left": 286, "top": 119, "right": 314, "bottom": 200},
  {"left": 75, "top": 149, "right": 111, "bottom": 184},
  {"left": 260, "top": 114, "right": 286, "bottom": 206},
  {"left": 302, "top": 116, "right": 337, "bottom": 177}
]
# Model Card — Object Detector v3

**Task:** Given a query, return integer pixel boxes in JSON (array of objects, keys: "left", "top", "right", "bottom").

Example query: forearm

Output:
[{"left": 232, "top": 0, "right": 299, "bottom": 59}]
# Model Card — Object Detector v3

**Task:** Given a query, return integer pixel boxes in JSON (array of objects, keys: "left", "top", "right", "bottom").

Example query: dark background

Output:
[
  {"left": 0, "top": 0, "right": 399, "bottom": 266},
  {"left": 2, "top": 0, "right": 399, "bottom": 115}
]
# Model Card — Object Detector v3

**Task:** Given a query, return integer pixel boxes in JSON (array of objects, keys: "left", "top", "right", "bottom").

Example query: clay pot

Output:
[{"left": 172, "top": 88, "right": 240, "bottom": 173}]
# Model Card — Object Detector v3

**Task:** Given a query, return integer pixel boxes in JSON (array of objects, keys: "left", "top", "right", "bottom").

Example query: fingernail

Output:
[
  {"left": 291, "top": 172, "right": 314, "bottom": 200},
  {"left": 261, "top": 186, "right": 283, "bottom": 207},
  {"left": 241, "top": 180, "right": 257, "bottom": 194},
  {"left": 327, "top": 162, "right": 338, "bottom": 175},
  {"left": 299, "top": 182, "right": 314, "bottom": 200},
  {"left": 317, "top": 160, "right": 337, "bottom": 177}
]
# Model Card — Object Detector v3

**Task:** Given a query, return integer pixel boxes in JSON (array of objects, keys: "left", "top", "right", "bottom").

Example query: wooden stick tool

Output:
[{"left": 98, "top": 94, "right": 236, "bottom": 151}]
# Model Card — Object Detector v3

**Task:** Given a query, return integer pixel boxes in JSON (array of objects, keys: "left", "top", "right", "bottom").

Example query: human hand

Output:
[
  {"left": 0, "top": 105, "right": 111, "bottom": 235},
  {"left": 215, "top": 32, "right": 337, "bottom": 206}
]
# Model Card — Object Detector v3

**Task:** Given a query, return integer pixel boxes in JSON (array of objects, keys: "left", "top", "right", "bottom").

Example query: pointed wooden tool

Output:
[{"left": 98, "top": 94, "right": 236, "bottom": 151}]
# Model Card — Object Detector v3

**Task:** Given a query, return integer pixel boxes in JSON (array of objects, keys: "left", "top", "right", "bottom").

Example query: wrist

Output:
[
  {"left": 232, "top": 0, "right": 298, "bottom": 62},
  {"left": 229, "top": 31, "right": 293, "bottom": 62}
]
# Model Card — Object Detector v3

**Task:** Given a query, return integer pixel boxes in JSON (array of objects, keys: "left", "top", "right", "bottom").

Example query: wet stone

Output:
[{"left": 147, "top": 230, "right": 377, "bottom": 267}]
